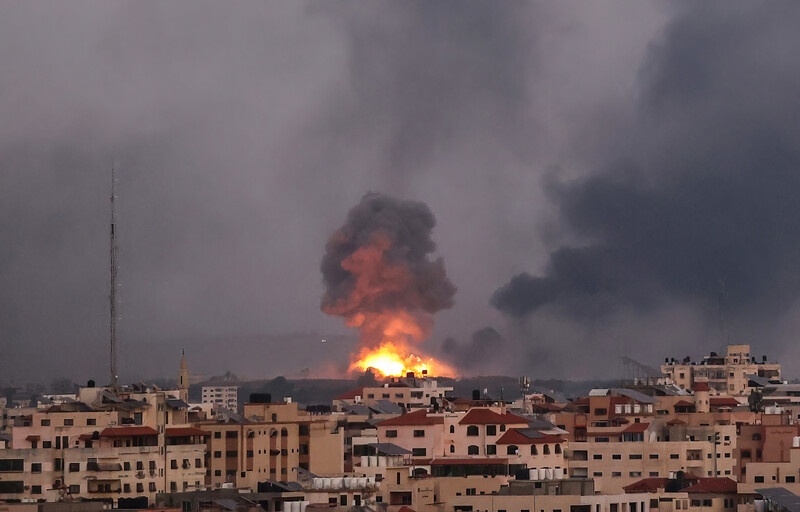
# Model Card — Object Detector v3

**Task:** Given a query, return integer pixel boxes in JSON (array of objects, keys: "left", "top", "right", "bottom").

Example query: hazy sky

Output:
[{"left": 2, "top": 2, "right": 799, "bottom": 384}]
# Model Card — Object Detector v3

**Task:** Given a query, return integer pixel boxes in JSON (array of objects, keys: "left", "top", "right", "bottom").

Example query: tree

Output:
[{"left": 748, "top": 388, "right": 764, "bottom": 413}]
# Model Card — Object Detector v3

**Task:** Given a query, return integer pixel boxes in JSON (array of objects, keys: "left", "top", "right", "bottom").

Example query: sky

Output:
[{"left": 2, "top": 1, "right": 800, "bottom": 384}]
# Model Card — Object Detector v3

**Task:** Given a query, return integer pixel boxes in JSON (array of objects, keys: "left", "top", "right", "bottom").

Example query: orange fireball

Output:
[{"left": 350, "top": 341, "right": 456, "bottom": 377}]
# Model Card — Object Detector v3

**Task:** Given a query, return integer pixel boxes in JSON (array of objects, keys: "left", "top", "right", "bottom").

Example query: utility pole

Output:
[{"left": 109, "top": 166, "right": 119, "bottom": 389}]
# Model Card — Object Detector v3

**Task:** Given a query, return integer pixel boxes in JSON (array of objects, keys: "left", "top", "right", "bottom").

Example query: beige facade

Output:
[
  {"left": 200, "top": 400, "right": 343, "bottom": 491},
  {"left": 661, "top": 345, "right": 781, "bottom": 395}
]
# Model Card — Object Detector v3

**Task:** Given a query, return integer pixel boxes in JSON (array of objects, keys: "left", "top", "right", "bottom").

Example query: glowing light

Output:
[{"left": 350, "top": 341, "right": 456, "bottom": 378}]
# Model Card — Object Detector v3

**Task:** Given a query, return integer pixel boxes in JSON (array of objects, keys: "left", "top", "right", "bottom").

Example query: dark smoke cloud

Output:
[
  {"left": 320, "top": 192, "right": 456, "bottom": 345},
  {"left": 442, "top": 327, "right": 504, "bottom": 372},
  {"left": 493, "top": 4, "right": 800, "bottom": 359}
]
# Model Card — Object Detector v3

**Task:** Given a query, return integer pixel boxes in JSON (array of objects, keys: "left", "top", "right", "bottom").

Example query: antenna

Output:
[{"left": 109, "top": 165, "right": 119, "bottom": 389}]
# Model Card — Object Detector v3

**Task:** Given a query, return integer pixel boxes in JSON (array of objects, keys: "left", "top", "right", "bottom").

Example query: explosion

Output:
[
  {"left": 350, "top": 341, "right": 456, "bottom": 377},
  {"left": 321, "top": 193, "right": 457, "bottom": 378}
]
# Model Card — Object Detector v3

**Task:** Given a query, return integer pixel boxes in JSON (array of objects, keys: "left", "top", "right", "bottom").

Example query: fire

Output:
[{"left": 350, "top": 341, "right": 456, "bottom": 378}]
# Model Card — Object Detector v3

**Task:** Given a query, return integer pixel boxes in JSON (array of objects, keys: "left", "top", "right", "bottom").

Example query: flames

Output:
[
  {"left": 350, "top": 341, "right": 456, "bottom": 378},
  {"left": 320, "top": 194, "right": 459, "bottom": 380}
]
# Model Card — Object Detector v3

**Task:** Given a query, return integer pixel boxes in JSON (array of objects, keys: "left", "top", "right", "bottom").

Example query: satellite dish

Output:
[{"left": 321, "top": 339, "right": 327, "bottom": 343}]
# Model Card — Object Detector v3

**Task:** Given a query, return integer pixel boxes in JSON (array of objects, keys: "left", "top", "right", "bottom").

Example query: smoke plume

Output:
[
  {"left": 321, "top": 192, "right": 456, "bottom": 347},
  {"left": 442, "top": 327, "right": 505, "bottom": 372}
]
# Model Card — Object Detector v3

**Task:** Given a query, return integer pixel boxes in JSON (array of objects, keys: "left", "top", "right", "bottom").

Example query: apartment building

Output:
[
  {"left": 198, "top": 398, "right": 343, "bottom": 491},
  {"left": 567, "top": 420, "right": 737, "bottom": 494},
  {"left": 334, "top": 378, "right": 453, "bottom": 411},
  {"left": 372, "top": 407, "right": 567, "bottom": 476},
  {"left": 662, "top": 345, "right": 781, "bottom": 395},
  {"left": 0, "top": 388, "right": 206, "bottom": 506},
  {"left": 202, "top": 386, "right": 239, "bottom": 411}
]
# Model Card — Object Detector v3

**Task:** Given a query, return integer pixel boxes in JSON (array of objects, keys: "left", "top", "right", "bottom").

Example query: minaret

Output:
[{"left": 178, "top": 349, "right": 189, "bottom": 402}]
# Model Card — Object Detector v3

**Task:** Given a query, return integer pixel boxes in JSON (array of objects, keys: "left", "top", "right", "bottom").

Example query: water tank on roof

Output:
[
  {"left": 546, "top": 468, "right": 554, "bottom": 480},
  {"left": 793, "top": 437, "right": 800, "bottom": 448},
  {"left": 554, "top": 468, "right": 564, "bottom": 479}
]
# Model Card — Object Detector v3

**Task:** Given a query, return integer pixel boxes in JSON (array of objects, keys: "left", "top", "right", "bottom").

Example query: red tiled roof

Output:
[
  {"left": 397, "top": 507, "right": 416, "bottom": 512},
  {"left": 683, "top": 478, "right": 737, "bottom": 494},
  {"left": 78, "top": 433, "right": 95, "bottom": 441},
  {"left": 458, "top": 409, "right": 529, "bottom": 425},
  {"left": 710, "top": 398, "right": 741, "bottom": 407},
  {"left": 622, "top": 422, "right": 650, "bottom": 434},
  {"left": 100, "top": 426, "right": 158, "bottom": 437},
  {"left": 673, "top": 400, "right": 695, "bottom": 408},
  {"left": 334, "top": 387, "right": 364, "bottom": 400},
  {"left": 377, "top": 410, "right": 443, "bottom": 427},
  {"left": 166, "top": 427, "right": 210, "bottom": 437},
  {"left": 496, "top": 429, "right": 564, "bottom": 445},
  {"left": 623, "top": 478, "right": 669, "bottom": 492},
  {"left": 692, "top": 382, "right": 710, "bottom": 392},
  {"left": 429, "top": 458, "right": 508, "bottom": 466},
  {"left": 667, "top": 419, "right": 686, "bottom": 425}
]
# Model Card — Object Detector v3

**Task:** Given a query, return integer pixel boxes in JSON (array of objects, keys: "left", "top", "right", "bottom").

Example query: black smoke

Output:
[
  {"left": 442, "top": 327, "right": 504, "bottom": 372},
  {"left": 320, "top": 192, "right": 456, "bottom": 344},
  {"left": 493, "top": 4, "right": 800, "bottom": 339}
]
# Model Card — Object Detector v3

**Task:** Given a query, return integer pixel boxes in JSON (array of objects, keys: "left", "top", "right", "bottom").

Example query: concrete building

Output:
[
  {"left": 662, "top": 345, "right": 781, "bottom": 396},
  {"left": 334, "top": 378, "right": 453, "bottom": 411},
  {"left": 202, "top": 386, "right": 239, "bottom": 412}
]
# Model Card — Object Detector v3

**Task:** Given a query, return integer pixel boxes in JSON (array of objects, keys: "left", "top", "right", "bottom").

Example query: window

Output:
[
  {"left": 468, "top": 445, "right": 480, "bottom": 455},
  {"left": 386, "top": 430, "right": 398, "bottom": 438},
  {"left": 196, "top": 458, "right": 203, "bottom": 468},
  {"left": 87, "top": 418, "right": 96, "bottom": 426},
  {"left": 649, "top": 454, "right": 659, "bottom": 459},
  {"left": 215, "top": 470, "right": 221, "bottom": 476},
  {"left": 226, "top": 431, "right": 238, "bottom": 439},
  {"left": 68, "top": 485, "right": 80, "bottom": 494},
  {"left": 506, "top": 445, "right": 519, "bottom": 455},
  {"left": 466, "top": 488, "right": 477, "bottom": 496},
  {"left": 649, "top": 472, "right": 659, "bottom": 477},
  {"left": 787, "top": 476, "right": 796, "bottom": 483},
  {"left": 63, "top": 419, "right": 73, "bottom": 426},
  {"left": 593, "top": 472, "right": 603, "bottom": 477},
  {"left": 555, "top": 444, "right": 561, "bottom": 454},
  {"left": 42, "top": 441, "right": 51, "bottom": 448},
  {"left": 594, "top": 408, "right": 607, "bottom": 415},
  {"left": 214, "top": 451, "right": 222, "bottom": 458},
  {"left": 593, "top": 454, "right": 603, "bottom": 460},
  {"left": 413, "top": 430, "right": 425, "bottom": 438},
  {"left": 752, "top": 433, "right": 762, "bottom": 441},
  {"left": 412, "top": 448, "right": 426, "bottom": 457},
  {"left": 41, "top": 419, "right": 50, "bottom": 426},
  {"left": 543, "top": 445, "right": 550, "bottom": 454},
  {"left": 450, "top": 425, "right": 455, "bottom": 434},
  {"left": 531, "top": 445, "right": 538, "bottom": 455},
  {"left": 670, "top": 454, "right": 679, "bottom": 459},
  {"left": 612, "top": 454, "right": 621, "bottom": 460},
  {"left": 31, "top": 462, "right": 42, "bottom": 473},
  {"left": 629, "top": 454, "right": 642, "bottom": 460},
  {"left": 629, "top": 472, "right": 642, "bottom": 477},
  {"left": 612, "top": 472, "right": 622, "bottom": 477},
  {"left": 124, "top": 483, "right": 131, "bottom": 493},
  {"left": 595, "top": 437, "right": 609, "bottom": 443},
  {"left": 31, "top": 485, "right": 42, "bottom": 494},
  {"left": 69, "top": 462, "right": 80, "bottom": 472},
  {"left": 487, "top": 425, "right": 497, "bottom": 436},
  {"left": 124, "top": 461, "right": 131, "bottom": 470},
  {"left": 754, "top": 476, "right": 765, "bottom": 483},
  {"left": 214, "top": 431, "right": 221, "bottom": 438},
  {"left": 467, "top": 426, "right": 479, "bottom": 436},
  {"left": 137, "top": 461, "right": 143, "bottom": 470},
  {"left": 450, "top": 445, "right": 455, "bottom": 453},
  {"left": 171, "top": 460, "right": 178, "bottom": 469},
  {"left": 486, "top": 444, "right": 496, "bottom": 455},
  {"left": 703, "top": 500, "right": 712, "bottom": 507},
  {"left": 150, "top": 482, "right": 157, "bottom": 492}
]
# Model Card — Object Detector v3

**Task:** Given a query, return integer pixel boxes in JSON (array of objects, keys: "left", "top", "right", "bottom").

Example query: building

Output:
[
  {"left": 662, "top": 345, "right": 782, "bottom": 395},
  {"left": 202, "top": 386, "right": 239, "bottom": 412}
]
